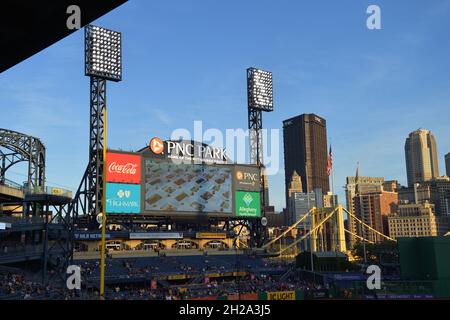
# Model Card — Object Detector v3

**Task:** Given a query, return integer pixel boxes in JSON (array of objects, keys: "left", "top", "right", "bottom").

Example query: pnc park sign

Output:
[{"left": 148, "top": 138, "right": 230, "bottom": 164}]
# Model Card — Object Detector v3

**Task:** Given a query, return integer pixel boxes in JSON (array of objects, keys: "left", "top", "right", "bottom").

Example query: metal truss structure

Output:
[
  {"left": 0, "top": 128, "right": 46, "bottom": 192},
  {"left": 248, "top": 108, "right": 263, "bottom": 167},
  {"left": 263, "top": 205, "right": 395, "bottom": 258},
  {"left": 247, "top": 109, "right": 266, "bottom": 247},
  {"left": 23, "top": 194, "right": 72, "bottom": 285},
  {"left": 223, "top": 218, "right": 268, "bottom": 249},
  {"left": 68, "top": 77, "right": 106, "bottom": 235},
  {"left": 87, "top": 78, "right": 106, "bottom": 221},
  {"left": 0, "top": 129, "right": 73, "bottom": 285}
]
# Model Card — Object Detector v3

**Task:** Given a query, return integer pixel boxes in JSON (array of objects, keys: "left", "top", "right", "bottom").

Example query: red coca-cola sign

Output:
[{"left": 106, "top": 152, "right": 141, "bottom": 184}]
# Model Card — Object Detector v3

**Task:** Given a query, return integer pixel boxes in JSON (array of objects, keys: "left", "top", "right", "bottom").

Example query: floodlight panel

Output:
[
  {"left": 85, "top": 25, "right": 122, "bottom": 81},
  {"left": 247, "top": 68, "right": 273, "bottom": 112}
]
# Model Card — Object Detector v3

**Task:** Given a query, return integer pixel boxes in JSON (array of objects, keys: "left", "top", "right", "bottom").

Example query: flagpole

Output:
[
  {"left": 329, "top": 138, "right": 338, "bottom": 254},
  {"left": 328, "top": 138, "right": 335, "bottom": 206},
  {"left": 330, "top": 138, "right": 335, "bottom": 207}
]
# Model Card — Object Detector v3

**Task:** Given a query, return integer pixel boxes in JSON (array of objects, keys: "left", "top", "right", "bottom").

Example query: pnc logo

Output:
[
  {"left": 236, "top": 170, "right": 258, "bottom": 182},
  {"left": 150, "top": 137, "right": 164, "bottom": 154}
]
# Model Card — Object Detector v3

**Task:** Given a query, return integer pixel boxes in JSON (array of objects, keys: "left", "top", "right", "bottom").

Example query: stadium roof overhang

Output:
[{"left": 0, "top": 0, "right": 128, "bottom": 73}]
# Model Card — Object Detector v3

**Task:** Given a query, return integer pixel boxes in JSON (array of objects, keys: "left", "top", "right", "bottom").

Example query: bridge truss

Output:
[{"left": 263, "top": 205, "right": 395, "bottom": 259}]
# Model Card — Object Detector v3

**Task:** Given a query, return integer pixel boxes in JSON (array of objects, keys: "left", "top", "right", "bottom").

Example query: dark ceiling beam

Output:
[{"left": 0, "top": 0, "right": 128, "bottom": 73}]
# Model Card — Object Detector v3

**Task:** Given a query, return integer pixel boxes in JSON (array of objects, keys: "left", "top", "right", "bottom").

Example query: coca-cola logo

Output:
[{"left": 108, "top": 162, "right": 138, "bottom": 175}]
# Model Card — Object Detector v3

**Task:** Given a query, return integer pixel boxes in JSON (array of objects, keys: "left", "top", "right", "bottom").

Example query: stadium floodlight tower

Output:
[
  {"left": 84, "top": 24, "right": 122, "bottom": 297},
  {"left": 247, "top": 67, "right": 273, "bottom": 247}
]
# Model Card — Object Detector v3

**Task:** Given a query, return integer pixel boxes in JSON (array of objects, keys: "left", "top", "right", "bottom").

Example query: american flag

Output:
[{"left": 327, "top": 145, "right": 333, "bottom": 176}]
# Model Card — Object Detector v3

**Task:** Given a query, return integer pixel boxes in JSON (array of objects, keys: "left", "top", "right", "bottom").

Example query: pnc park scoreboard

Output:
[{"left": 105, "top": 139, "right": 262, "bottom": 219}]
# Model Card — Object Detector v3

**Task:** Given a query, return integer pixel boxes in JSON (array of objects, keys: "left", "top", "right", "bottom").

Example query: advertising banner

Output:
[
  {"left": 235, "top": 191, "right": 261, "bottom": 217},
  {"left": 266, "top": 291, "right": 296, "bottom": 300},
  {"left": 129, "top": 232, "right": 183, "bottom": 239},
  {"left": 234, "top": 166, "right": 260, "bottom": 192},
  {"left": 74, "top": 232, "right": 111, "bottom": 240},
  {"left": 106, "top": 183, "right": 141, "bottom": 214},
  {"left": 106, "top": 152, "right": 141, "bottom": 184},
  {"left": 227, "top": 293, "right": 258, "bottom": 300},
  {"left": 195, "top": 232, "right": 226, "bottom": 239},
  {"left": 46, "top": 186, "right": 73, "bottom": 198},
  {"left": 0, "top": 223, "right": 11, "bottom": 230}
]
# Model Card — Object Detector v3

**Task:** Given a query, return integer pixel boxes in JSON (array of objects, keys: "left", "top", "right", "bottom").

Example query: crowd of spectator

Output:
[
  {"left": 100, "top": 273, "right": 327, "bottom": 300},
  {"left": 77, "top": 254, "right": 268, "bottom": 282},
  {"left": 0, "top": 257, "right": 330, "bottom": 300},
  {"left": 0, "top": 273, "right": 72, "bottom": 300}
]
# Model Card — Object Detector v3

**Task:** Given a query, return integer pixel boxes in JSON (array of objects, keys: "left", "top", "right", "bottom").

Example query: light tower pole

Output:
[
  {"left": 247, "top": 67, "right": 273, "bottom": 247},
  {"left": 84, "top": 25, "right": 122, "bottom": 298}
]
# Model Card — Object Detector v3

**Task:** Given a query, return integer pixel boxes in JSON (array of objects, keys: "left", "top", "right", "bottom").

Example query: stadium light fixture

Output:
[
  {"left": 85, "top": 25, "right": 122, "bottom": 81},
  {"left": 247, "top": 68, "right": 273, "bottom": 112}
]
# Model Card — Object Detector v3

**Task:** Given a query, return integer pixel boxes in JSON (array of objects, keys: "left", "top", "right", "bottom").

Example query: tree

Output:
[{"left": 351, "top": 241, "right": 398, "bottom": 265}]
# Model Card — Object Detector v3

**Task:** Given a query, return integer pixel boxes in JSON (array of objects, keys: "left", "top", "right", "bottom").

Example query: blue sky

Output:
[{"left": 1, "top": 0, "right": 450, "bottom": 212}]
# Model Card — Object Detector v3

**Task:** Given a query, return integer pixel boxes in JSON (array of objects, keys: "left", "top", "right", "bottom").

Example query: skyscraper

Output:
[
  {"left": 405, "top": 129, "right": 439, "bottom": 186},
  {"left": 345, "top": 175, "right": 384, "bottom": 245},
  {"left": 283, "top": 114, "right": 329, "bottom": 209},
  {"left": 353, "top": 190, "right": 398, "bottom": 242},
  {"left": 445, "top": 153, "right": 450, "bottom": 177}
]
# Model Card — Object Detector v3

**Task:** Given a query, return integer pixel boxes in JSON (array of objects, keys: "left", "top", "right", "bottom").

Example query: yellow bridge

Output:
[{"left": 263, "top": 205, "right": 395, "bottom": 258}]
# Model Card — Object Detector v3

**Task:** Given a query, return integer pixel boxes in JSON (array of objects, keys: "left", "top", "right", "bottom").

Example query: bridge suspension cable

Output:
[
  {"left": 343, "top": 207, "right": 396, "bottom": 242},
  {"left": 263, "top": 208, "right": 313, "bottom": 249},
  {"left": 277, "top": 207, "right": 338, "bottom": 255},
  {"left": 344, "top": 229, "right": 375, "bottom": 244},
  {"left": 264, "top": 205, "right": 395, "bottom": 257}
]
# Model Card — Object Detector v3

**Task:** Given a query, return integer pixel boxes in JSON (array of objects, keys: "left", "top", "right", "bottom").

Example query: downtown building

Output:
[
  {"left": 352, "top": 189, "right": 398, "bottom": 243},
  {"left": 405, "top": 129, "right": 439, "bottom": 186},
  {"left": 345, "top": 176, "right": 399, "bottom": 244},
  {"left": 283, "top": 114, "right": 329, "bottom": 219},
  {"left": 345, "top": 176, "right": 384, "bottom": 245},
  {"left": 388, "top": 202, "right": 448, "bottom": 239},
  {"left": 446, "top": 153, "right": 450, "bottom": 177}
]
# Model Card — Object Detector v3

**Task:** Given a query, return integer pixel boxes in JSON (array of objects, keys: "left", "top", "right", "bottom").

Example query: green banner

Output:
[{"left": 235, "top": 191, "right": 261, "bottom": 217}]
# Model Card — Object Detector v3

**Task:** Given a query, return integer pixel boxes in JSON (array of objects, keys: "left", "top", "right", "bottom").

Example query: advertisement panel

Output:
[
  {"left": 46, "top": 186, "right": 73, "bottom": 198},
  {"left": 143, "top": 158, "right": 232, "bottom": 215},
  {"left": 234, "top": 166, "right": 260, "bottom": 191},
  {"left": 106, "top": 183, "right": 141, "bottom": 214},
  {"left": 235, "top": 191, "right": 261, "bottom": 217},
  {"left": 74, "top": 232, "right": 111, "bottom": 240},
  {"left": 227, "top": 293, "right": 258, "bottom": 300},
  {"left": 0, "top": 223, "right": 11, "bottom": 230},
  {"left": 129, "top": 232, "right": 183, "bottom": 239},
  {"left": 195, "top": 232, "right": 226, "bottom": 239},
  {"left": 267, "top": 291, "right": 296, "bottom": 300},
  {"left": 106, "top": 152, "right": 141, "bottom": 184}
]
